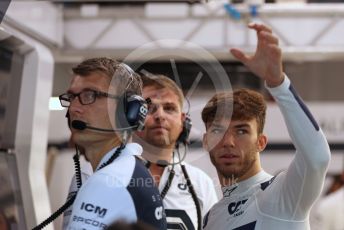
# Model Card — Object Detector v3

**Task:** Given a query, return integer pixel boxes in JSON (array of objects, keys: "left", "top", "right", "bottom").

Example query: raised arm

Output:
[{"left": 231, "top": 23, "right": 330, "bottom": 218}]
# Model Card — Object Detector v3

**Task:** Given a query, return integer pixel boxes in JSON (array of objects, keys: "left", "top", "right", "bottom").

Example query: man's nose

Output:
[
  {"left": 153, "top": 105, "right": 165, "bottom": 120},
  {"left": 221, "top": 130, "right": 235, "bottom": 148},
  {"left": 69, "top": 96, "right": 83, "bottom": 113}
]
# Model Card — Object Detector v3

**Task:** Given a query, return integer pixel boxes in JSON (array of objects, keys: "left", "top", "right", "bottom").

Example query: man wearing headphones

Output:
[
  {"left": 135, "top": 74, "right": 218, "bottom": 230},
  {"left": 57, "top": 58, "right": 166, "bottom": 229}
]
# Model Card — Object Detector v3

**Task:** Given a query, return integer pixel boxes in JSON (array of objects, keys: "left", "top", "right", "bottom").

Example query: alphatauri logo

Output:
[
  {"left": 228, "top": 199, "right": 248, "bottom": 217},
  {"left": 80, "top": 202, "right": 107, "bottom": 218},
  {"left": 178, "top": 183, "right": 187, "bottom": 191},
  {"left": 155, "top": 206, "right": 163, "bottom": 220}
]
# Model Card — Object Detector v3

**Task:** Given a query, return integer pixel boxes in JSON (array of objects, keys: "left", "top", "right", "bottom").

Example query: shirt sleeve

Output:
[{"left": 259, "top": 75, "right": 331, "bottom": 220}]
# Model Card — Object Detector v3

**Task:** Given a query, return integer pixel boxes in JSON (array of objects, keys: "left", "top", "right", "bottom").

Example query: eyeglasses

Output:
[{"left": 59, "top": 89, "right": 120, "bottom": 107}]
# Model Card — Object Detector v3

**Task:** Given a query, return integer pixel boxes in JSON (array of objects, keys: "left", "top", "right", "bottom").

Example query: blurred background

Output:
[{"left": 1, "top": 0, "right": 344, "bottom": 229}]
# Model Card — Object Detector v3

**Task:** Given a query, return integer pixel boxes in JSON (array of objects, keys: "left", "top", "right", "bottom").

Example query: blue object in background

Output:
[{"left": 224, "top": 3, "right": 241, "bottom": 20}]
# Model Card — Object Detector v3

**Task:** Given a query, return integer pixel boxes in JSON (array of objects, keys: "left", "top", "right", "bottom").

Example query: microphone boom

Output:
[{"left": 71, "top": 120, "right": 136, "bottom": 132}]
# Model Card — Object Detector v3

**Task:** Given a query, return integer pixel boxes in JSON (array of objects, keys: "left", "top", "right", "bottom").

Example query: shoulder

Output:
[{"left": 88, "top": 155, "right": 138, "bottom": 189}]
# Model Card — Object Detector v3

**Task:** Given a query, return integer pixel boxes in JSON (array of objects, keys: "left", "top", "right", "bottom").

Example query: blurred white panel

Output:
[
  {"left": 189, "top": 19, "right": 224, "bottom": 47},
  {"left": 145, "top": 3, "right": 189, "bottom": 18},
  {"left": 144, "top": 19, "right": 199, "bottom": 40},
  {"left": 269, "top": 17, "right": 332, "bottom": 46},
  {"left": 265, "top": 102, "right": 344, "bottom": 143},
  {"left": 65, "top": 19, "right": 113, "bottom": 49},
  {"left": 6, "top": 1, "right": 63, "bottom": 46},
  {"left": 95, "top": 20, "right": 151, "bottom": 48},
  {"left": 317, "top": 20, "right": 344, "bottom": 46}
]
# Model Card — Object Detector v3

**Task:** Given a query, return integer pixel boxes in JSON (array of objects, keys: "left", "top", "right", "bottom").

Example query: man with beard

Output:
[
  {"left": 201, "top": 23, "right": 330, "bottom": 230},
  {"left": 135, "top": 74, "right": 218, "bottom": 230}
]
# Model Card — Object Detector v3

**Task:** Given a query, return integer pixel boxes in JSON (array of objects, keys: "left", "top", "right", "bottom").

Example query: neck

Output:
[
  {"left": 142, "top": 145, "right": 174, "bottom": 185},
  {"left": 219, "top": 158, "right": 262, "bottom": 187},
  {"left": 83, "top": 138, "right": 122, "bottom": 171},
  {"left": 143, "top": 147, "right": 174, "bottom": 163},
  {"left": 139, "top": 137, "right": 175, "bottom": 163}
]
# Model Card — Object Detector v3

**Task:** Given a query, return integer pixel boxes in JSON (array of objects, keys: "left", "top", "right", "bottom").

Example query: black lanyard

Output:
[
  {"left": 160, "top": 168, "right": 176, "bottom": 199},
  {"left": 32, "top": 144, "right": 125, "bottom": 230},
  {"left": 157, "top": 164, "right": 202, "bottom": 230}
]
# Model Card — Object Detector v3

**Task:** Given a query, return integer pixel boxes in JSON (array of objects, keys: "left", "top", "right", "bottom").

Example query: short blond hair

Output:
[{"left": 141, "top": 74, "right": 184, "bottom": 108}]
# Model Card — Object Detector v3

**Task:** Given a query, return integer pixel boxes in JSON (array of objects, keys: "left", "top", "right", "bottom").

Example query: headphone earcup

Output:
[
  {"left": 177, "top": 114, "right": 192, "bottom": 145},
  {"left": 66, "top": 110, "right": 71, "bottom": 128},
  {"left": 115, "top": 93, "right": 148, "bottom": 131}
]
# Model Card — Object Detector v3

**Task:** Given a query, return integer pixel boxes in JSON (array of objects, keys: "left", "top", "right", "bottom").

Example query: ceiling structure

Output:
[
  {"left": 4, "top": 1, "right": 344, "bottom": 102},
  {"left": 5, "top": 1, "right": 344, "bottom": 62}
]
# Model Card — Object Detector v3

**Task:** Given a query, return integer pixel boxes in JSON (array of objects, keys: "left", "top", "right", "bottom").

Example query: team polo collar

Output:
[
  {"left": 96, "top": 143, "right": 142, "bottom": 171},
  {"left": 221, "top": 170, "right": 272, "bottom": 197}
]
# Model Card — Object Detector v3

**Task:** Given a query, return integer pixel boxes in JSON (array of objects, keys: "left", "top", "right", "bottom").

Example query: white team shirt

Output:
[
  {"left": 203, "top": 76, "right": 331, "bottom": 230},
  {"left": 65, "top": 143, "right": 167, "bottom": 229},
  {"left": 63, "top": 163, "right": 93, "bottom": 229},
  {"left": 312, "top": 187, "right": 344, "bottom": 230},
  {"left": 158, "top": 162, "right": 218, "bottom": 230}
]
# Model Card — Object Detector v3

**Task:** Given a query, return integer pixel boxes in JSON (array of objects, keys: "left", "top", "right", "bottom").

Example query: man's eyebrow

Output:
[
  {"left": 233, "top": 124, "right": 250, "bottom": 129},
  {"left": 149, "top": 101, "right": 178, "bottom": 107},
  {"left": 210, "top": 123, "right": 225, "bottom": 129},
  {"left": 66, "top": 87, "right": 97, "bottom": 94},
  {"left": 163, "top": 102, "right": 178, "bottom": 107}
]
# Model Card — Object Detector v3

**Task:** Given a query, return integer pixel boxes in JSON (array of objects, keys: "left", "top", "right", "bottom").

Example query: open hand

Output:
[{"left": 230, "top": 23, "right": 284, "bottom": 87}]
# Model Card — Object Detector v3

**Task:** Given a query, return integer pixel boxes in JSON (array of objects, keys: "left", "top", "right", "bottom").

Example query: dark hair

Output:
[
  {"left": 141, "top": 74, "right": 184, "bottom": 108},
  {"left": 72, "top": 57, "right": 142, "bottom": 96},
  {"left": 202, "top": 89, "right": 266, "bottom": 134}
]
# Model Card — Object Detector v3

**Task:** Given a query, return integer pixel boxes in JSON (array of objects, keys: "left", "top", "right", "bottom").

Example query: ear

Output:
[
  {"left": 181, "top": 112, "right": 186, "bottom": 129},
  {"left": 181, "top": 112, "right": 186, "bottom": 121},
  {"left": 257, "top": 133, "right": 268, "bottom": 152},
  {"left": 203, "top": 133, "right": 209, "bottom": 151}
]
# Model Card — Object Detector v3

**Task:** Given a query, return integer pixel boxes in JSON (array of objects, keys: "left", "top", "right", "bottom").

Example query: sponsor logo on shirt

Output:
[
  {"left": 178, "top": 183, "right": 187, "bottom": 191},
  {"left": 155, "top": 206, "right": 164, "bottom": 220},
  {"left": 72, "top": 215, "right": 107, "bottom": 228},
  {"left": 228, "top": 199, "right": 248, "bottom": 217},
  {"left": 80, "top": 202, "right": 107, "bottom": 218},
  {"left": 223, "top": 187, "right": 237, "bottom": 197}
]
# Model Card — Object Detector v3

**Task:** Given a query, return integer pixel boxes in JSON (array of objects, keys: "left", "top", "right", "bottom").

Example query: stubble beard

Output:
[
  {"left": 212, "top": 145, "right": 259, "bottom": 183},
  {"left": 144, "top": 132, "right": 174, "bottom": 149}
]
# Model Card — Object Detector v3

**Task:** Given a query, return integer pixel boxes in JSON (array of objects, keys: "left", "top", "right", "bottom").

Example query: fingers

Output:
[
  {"left": 249, "top": 22, "right": 278, "bottom": 45},
  {"left": 259, "top": 31, "right": 279, "bottom": 46},
  {"left": 248, "top": 22, "right": 272, "bottom": 34},
  {"left": 266, "top": 44, "right": 282, "bottom": 59},
  {"left": 230, "top": 48, "right": 250, "bottom": 64}
]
